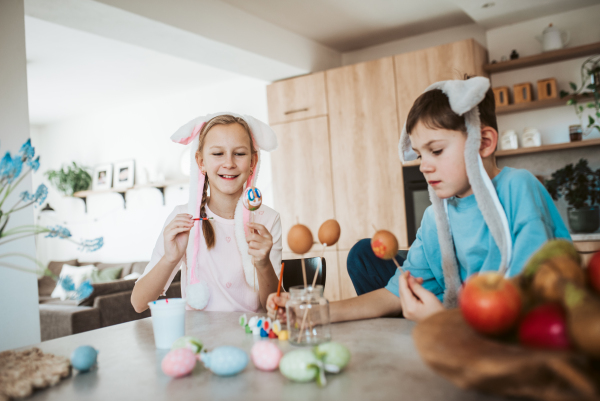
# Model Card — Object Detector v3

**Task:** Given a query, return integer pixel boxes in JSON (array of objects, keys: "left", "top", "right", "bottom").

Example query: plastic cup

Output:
[{"left": 148, "top": 298, "right": 186, "bottom": 349}]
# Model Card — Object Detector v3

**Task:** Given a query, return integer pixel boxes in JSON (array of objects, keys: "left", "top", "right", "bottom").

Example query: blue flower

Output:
[
  {"left": 45, "top": 225, "right": 72, "bottom": 238},
  {"left": 76, "top": 280, "right": 94, "bottom": 300},
  {"left": 0, "top": 152, "right": 12, "bottom": 179},
  {"left": 19, "top": 139, "right": 35, "bottom": 161},
  {"left": 34, "top": 184, "right": 48, "bottom": 206},
  {"left": 0, "top": 152, "right": 22, "bottom": 183},
  {"left": 20, "top": 190, "right": 32, "bottom": 202},
  {"left": 27, "top": 156, "right": 40, "bottom": 172},
  {"left": 78, "top": 237, "right": 104, "bottom": 252},
  {"left": 59, "top": 276, "right": 75, "bottom": 292}
]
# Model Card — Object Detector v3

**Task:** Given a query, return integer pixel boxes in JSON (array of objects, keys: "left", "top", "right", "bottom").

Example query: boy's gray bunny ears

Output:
[
  {"left": 398, "top": 77, "right": 490, "bottom": 162},
  {"left": 170, "top": 111, "right": 278, "bottom": 152}
]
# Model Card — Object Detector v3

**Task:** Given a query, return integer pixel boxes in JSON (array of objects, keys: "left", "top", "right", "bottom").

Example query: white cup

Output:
[{"left": 148, "top": 298, "right": 186, "bottom": 349}]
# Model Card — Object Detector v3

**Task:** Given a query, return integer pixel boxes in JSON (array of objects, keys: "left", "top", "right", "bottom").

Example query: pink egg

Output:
[
  {"left": 161, "top": 348, "right": 197, "bottom": 378},
  {"left": 251, "top": 341, "right": 283, "bottom": 371}
]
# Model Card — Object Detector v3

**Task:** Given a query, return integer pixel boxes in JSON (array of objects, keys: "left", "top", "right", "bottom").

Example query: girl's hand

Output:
[
  {"left": 163, "top": 214, "right": 194, "bottom": 264},
  {"left": 267, "top": 292, "right": 290, "bottom": 323},
  {"left": 399, "top": 271, "right": 444, "bottom": 322},
  {"left": 246, "top": 222, "right": 273, "bottom": 269}
]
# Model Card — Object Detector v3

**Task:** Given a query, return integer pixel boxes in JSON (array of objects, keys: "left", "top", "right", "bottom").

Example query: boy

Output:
[{"left": 268, "top": 77, "right": 570, "bottom": 323}]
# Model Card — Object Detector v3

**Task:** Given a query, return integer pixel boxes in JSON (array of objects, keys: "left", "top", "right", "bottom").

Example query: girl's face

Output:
[
  {"left": 196, "top": 123, "right": 256, "bottom": 198},
  {"left": 410, "top": 121, "right": 472, "bottom": 199}
]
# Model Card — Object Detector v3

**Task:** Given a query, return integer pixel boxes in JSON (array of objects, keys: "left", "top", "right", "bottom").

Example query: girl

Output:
[{"left": 131, "top": 113, "right": 282, "bottom": 313}]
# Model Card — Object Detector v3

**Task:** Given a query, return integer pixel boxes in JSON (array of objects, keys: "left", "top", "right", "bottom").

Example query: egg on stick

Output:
[
  {"left": 287, "top": 224, "right": 313, "bottom": 288},
  {"left": 243, "top": 187, "right": 262, "bottom": 291},
  {"left": 371, "top": 230, "right": 403, "bottom": 273}
]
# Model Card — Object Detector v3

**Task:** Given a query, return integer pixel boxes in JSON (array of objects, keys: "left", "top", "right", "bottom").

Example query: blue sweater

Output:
[{"left": 385, "top": 167, "right": 571, "bottom": 301}]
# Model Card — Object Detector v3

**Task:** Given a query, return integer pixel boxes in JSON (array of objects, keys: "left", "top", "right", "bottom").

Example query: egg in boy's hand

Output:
[{"left": 267, "top": 292, "right": 290, "bottom": 323}]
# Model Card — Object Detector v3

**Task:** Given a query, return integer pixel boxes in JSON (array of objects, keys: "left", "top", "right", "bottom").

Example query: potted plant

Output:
[
  {"left": 45, "top": 162, "right": 92, "bottom": 196},
  {"left": 560, "top": 55, "right": 600, "bottom": 139},
  {"left": 545, "top": 159, "right": 600, "bottom": 233}
]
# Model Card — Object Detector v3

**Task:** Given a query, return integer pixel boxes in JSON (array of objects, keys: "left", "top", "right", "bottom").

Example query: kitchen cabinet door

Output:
[
  {"left": 394, "top": 38, "right": 488, "bottom": 129},
  {"left": 271, "top": 117, "right": 336, "bottom": 255},
  {"left": 267, "top": 72, "right": 328, "bottom": 125},
  {"left": 326, "top": 57, "right": 407, "bottom": 250}
]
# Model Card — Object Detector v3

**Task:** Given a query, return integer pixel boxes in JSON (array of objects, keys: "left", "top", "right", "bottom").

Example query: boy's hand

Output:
[
  {"left": 399, "top": 271, "right": 444, "bottom": 322},
  {"left": 246, "top": 222, "right": 273, "bottom": 269},
  {"left": 266, "top": 292, "right": 290, "bottom": 323}
]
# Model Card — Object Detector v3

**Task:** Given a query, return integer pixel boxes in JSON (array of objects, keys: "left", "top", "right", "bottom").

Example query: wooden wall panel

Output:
[
  {"left": 267, "top": 72, "right": 328, "bottom": 125},
  {"left": 337, "top": 250, "right": 357, "bottom": 300},
  {"left": 271, "top": 117, "right": 336, "bottom": 254},
  {"left": 326, "top": 57, "right": 406, "bottom": 250}
]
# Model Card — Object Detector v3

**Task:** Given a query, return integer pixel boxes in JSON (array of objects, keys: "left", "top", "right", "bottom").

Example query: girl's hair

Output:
[
  {"left": 405, "top": 75, "right": 497, "bottom": 135},
  {"left": 197, "top": 115, "right": 258, "bottom": 249}
]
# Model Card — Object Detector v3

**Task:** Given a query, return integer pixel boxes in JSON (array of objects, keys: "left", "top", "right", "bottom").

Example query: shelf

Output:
[
  {"left": 495, "top": 138, "right": 600, "bottom": 157},
  {"left": 483, "top": 41, "right": 600, "bottom": 73},
  {"left": 73, "top": 180, "right": 188, "bottom": 212},
  {"left": 496, "top": 93, "right": 593, "bottom": 115}
]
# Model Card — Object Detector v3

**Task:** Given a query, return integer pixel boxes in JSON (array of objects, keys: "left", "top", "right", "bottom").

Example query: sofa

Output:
[{"left": 38, "top": 260, "right": 181, "bottom": 341}]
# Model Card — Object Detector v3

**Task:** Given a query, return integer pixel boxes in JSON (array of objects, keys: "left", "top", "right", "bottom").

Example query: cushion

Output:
[
  {"left": 51, "top": 264, "right": 95, "bottom": 301},
  {"left": 131, "top": 262, "right": 149, "bottom": 275},
  {"left": 38, "top": 260, "right": 78, "bottom": 297},
  {"left": 123, "top": 272, "right": 141, "bottom": 280},
  {"left": 94, "top": 262, "right": 134, "bottom": 279},
  {"left": 90, "top": 266, "right": 123, "bottom": 283}
]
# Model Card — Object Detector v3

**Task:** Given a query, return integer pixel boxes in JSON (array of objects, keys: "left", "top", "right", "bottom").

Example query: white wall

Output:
[
  {"left": 31, "top": 77, "right": 271, "bottom": 266},
  {"left": 0, "top": 0, "right": 41, "bottom": 351}
]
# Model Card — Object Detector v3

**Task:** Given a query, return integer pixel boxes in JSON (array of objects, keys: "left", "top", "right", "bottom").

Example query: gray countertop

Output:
[{"left": 26, "top": 311, "right": 507, "bottom": 401}]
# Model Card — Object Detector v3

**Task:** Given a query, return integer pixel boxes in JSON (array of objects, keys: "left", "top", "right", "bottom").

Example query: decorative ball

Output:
[
  {"left": 287, "top": 224, "right": 313, "bottom": 254},
  {"left": 318, "top": 219, "right": 341, "bottom": 246},
  {"left": 251, "top": 342, "right": 283, "bottom": 371},
  {"left": 186, "top": 281, "right": 210, "bottom": 310},
  {"left": 200, "top": 346, "right": 248, "bottom": 376},
  {"left": 171, "top": 336, "right": 203, "bottom": 354},
  {"left": 315, "top": 342, "right": 351, "bottom": 372},
  {"left": 70, "top": 345, "right": 98, "bottom": 372},
  {"left": 371, "top": 230, "right": 399, "bottom": 260},
  {"left": 161, "top": 348, "right": 197, "bottom": 378},
  {"left": 279, "top": 350, "right": 319, "bottom": 382},
  {"left": 242, "top": 187, "right": 262, "bottom": 211}
]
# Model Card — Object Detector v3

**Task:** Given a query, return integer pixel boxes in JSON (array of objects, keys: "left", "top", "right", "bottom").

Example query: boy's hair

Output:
[{"left": 405, "top": 76, "right": 497, "bottom": 135}]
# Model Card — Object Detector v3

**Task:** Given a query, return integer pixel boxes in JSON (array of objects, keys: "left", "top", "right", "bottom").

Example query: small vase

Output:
[{"left": 567, "top": 206, "right": 600, "bottom": 233}]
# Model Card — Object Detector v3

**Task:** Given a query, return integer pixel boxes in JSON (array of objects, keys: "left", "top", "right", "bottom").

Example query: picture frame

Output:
[
  {"left": 113, "top": 160, "right": 135, "bottom": 189},
  {"left": 92, "top": 164, "right": 113, "bottom": 191}
]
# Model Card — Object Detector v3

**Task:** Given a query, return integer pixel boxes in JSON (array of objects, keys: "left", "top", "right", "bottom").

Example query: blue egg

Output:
[
  {"left": 71, "top": 345, "right": 98, "bottom": 372},
  {"left": 200, "top": 346, "right": 248, "bottom": 376}
]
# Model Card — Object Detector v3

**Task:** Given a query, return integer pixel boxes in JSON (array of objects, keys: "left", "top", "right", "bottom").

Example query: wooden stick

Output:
[
  {"left": 392, "top": 257, "right": 404, "bottom": 274},
  {"left": 297, "top": 304, "right": 309, "bottom": 343},
  {"left": 298, "top": 244, "right": 326, "bottom": 342},
  {"left": 274, "top": 262, "right": 285, "bottom": 314},
  {"left": 301, "top": 257, "right": 307, "bottom": 288},
  {"left": 251, "top": 211, "right": 256, "bottom": 292}
]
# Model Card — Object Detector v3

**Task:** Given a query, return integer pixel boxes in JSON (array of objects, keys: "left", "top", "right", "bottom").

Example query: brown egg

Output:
[
  {"left": 371, "top": 230, "right": 399, "bottom": 260},
  {"left": 287, "top": 224, "right": 313, "bottom": 254},
  {"left": 318, "top": 219, "right": 341, "bottom": 246}
]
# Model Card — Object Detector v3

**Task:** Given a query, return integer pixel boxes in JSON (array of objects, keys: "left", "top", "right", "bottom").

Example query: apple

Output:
[
  {"left": 460, "top": 272, "right": 522, "bottom": 336},
  {"left": 588, "top": 251, "right": 600, "bottom": 294},
  {"left": 518, "top": 303, "right": 570, "bottom": 350}
]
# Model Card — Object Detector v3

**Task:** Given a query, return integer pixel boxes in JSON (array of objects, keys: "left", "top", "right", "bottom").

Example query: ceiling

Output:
[{"left": 25, "top": 0, "right": 598, "bottom": 125}]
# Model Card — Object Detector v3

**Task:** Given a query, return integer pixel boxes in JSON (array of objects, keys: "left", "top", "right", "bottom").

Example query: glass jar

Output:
[
  {"left": 569, "top": 125, "right": 583, "bottom": 142},
  {"left": 286, "top": 285, "right": 331, "bottom": 346}
]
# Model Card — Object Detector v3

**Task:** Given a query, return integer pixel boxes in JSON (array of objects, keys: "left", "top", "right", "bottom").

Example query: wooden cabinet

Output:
[
  {"left": 266, "top": 72, "right": 328, "bottom": 125},
  {"left": 267, "top": 39, "right": 489, "bottom": 300},
  {"left": 326, "top": 57, "right": 407, "bottom": 250},
  {"left": 394, "top": 39, "right": 488, "bottom": 129}
]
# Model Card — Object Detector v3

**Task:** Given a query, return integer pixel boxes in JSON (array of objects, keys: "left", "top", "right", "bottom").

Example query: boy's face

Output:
[{"left": 410, "top": 121, "right": 472, "bottom": 199}]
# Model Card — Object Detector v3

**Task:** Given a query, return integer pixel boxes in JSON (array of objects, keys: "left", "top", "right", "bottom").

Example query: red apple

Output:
[
  {"left": 460, "top": 272, "right": 522, "bottom": 336},
  {"left": 588, "top": 251, "right": 600, "bottom": 294},
  {"left": 518, "top": 303, "right": 570, "bottom": 350}
]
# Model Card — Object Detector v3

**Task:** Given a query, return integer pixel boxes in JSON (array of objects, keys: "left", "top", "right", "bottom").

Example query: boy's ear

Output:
[{"left": 479, "top": 126, "right": 498, "bottom": 158}]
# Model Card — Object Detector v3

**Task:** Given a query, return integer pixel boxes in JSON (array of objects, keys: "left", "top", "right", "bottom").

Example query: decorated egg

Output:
[
  {"left": 318, "top": 219, "right": 341, "bottom": 246},
  {"left": 251, "top": 342, "right": 283, "bottom": 371},
  {"left": 248, "top": 316, "right": 258, "bottom": 329},
  {"left": 242, "top": 187, "right": 262, "bottom": 211},
  {"left": 272, "top": 320, "right": 282, "bottom": 335},
  {"left": 239, "top": 314, "right": 247, "bottom": 327},
  {"left": 371, "top": 230, "right": 399, "bottom": 260},
  {"left": 200, "top": 346, "right": 248, "bottom": 376},
  {"left": 161, "top": 348, "right": 197, "bottom": 378},
  {"left": 71, "top": 345, "right": 98, "bottom": 372},
  {"left": 315, "top": 342, "right": 351, "bottom": 372},
  {"left": 278, "top": 330, "right": 289, "bottom": 341},
  {"left": 279, "top": 349, "right": 320, "bottom": 382},
  {"left": 262, "top": 317, "right": 272, "bottom": 331},
  {"left": 287, "top": 224, "right": 313, "bottom": 254},
  {"left": 171, "top": 336, "right": 203, "bottom": 354}
]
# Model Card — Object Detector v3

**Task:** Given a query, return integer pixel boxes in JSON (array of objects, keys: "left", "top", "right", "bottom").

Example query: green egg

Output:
[
  {"left": 279, "top": 350, "right": 319, "bottom": 382},
  {"left": 315, "top": 342, "right": 351, "bottom": 372}
]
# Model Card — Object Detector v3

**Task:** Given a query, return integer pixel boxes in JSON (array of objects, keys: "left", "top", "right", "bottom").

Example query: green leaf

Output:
[
  {"left": 559, "top": 90, "right": 569, "bottom": 98},
  {"left": 587, "top": 83, "right": 597, "bottom": 91},
  {"left": 589, "top": 115, "right": 596, "bottom": 126},
  {"left": 588, "top": 103, "right": 596, "bottom": 108},
  {"left": 570, "top": 82, "right": 577, "bottom": 91},
  {"left": 596, "top": 111, "right": 600, "bottom": 118},
  {"left": 567, "top": 99, "right": 576, "bottom": 106},
  {"left": 578, "top": 105, "right": 584, "bottom": 112}
]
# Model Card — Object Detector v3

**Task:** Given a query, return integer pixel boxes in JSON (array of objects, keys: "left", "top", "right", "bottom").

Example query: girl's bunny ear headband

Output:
[
  {"left": 398, "top": 77, "right": 512, "bottom": 308},
  {"left": 171, "top": 112, "right": 278, "bottom": 310}
]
